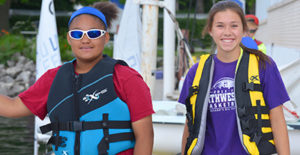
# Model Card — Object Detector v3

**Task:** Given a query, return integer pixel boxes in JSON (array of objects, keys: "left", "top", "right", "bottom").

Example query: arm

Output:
[
  {"left": 269, "top": 105, "right": 290, "bottom": 155},
  {"left": 132, "top": 115, "right": 154, "bottom": 155},
  {"left": 181, "top": 119, "right": 189, "bottom": 155},
  {"left": 0, "top": 95, "right": 32, "bottom": 118}
]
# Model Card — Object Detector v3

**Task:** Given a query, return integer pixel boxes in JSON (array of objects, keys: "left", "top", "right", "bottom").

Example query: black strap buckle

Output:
[
  {"left": 189, "top": 86, "right": 199, "bottom": 95},
  {"left": 251, "top": 133, "right": 262, "bottom": 145},
  {"left": 47, "top": 135, "right": 67, "bottom": 150},
  {"left": 243, "top": 82, "right": 254, "bottom": 91},
  {"left": 243, "top": 82, "right": 262, "bottom": 92},
  {"left": 238, "top": 107, "right": 247, "bottom": 117}
]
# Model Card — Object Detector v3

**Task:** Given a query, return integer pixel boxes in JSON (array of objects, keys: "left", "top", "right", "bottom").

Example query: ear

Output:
[
  {"left": 105, "top": 32, "right": 110, "bottom": 44},
  {"left": 208, "top": 31, "right": 213, "bottom": 37},
  {"left": 67, "top": 32, "right": 72, "bottom": 45}
]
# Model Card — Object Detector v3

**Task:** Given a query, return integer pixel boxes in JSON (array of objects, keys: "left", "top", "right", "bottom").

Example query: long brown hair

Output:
[
  {"left": 203, "top": 1, "right": 270, "bottom": 67},
  {"left": 93, "top": 2, "right": 119, "bottom": 30}
]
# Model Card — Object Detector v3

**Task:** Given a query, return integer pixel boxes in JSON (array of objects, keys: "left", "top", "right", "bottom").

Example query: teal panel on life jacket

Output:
[
  {"left": 80, "top": 97, "right": 135, "bottom": 154},
  {"left": 52, "top": 131, "right": 75, "bottom": 155}
]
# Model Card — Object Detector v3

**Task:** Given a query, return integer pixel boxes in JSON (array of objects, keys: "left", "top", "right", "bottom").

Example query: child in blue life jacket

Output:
[
  {"left": 0, "top": 2, "right": 154, "bottom": 155},
  {"left": 179, "top": 1, "right": 290, "bottom": 155}
]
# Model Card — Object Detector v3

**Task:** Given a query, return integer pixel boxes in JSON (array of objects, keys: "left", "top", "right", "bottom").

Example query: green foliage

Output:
[
  {"left": 158, "top": 17, "right": 212, "bottom": 51},
  {"left": 177, "top": 18, "right": 212, "bottom": 49},
  {"left": 103, "top": 45, "right": 113, "bottom": 58},
  {"left": 58, "top": 34, "right": 73, "bottom": 61},
  {"left": 10, "top": 0, "right": 74, "bottom": 11},
  {"left": 11, "top": 20, "right": 36, "bottom": 34},
  {"left": 119, "top": 0, "right": 125, "bottom": 5},
  {"left": 0, "top": 34, "right": 35, "bottom": 64},
  {"left": 0, "top": 0, "right": 6, "bottom": 5},
  {"left": 74, "top": 0, "right": 105, "bottom": 6}
]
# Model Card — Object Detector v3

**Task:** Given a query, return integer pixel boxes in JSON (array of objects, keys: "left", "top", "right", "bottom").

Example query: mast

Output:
[
  {"left": 163, "top": 0, "right": 176, "bottom": 100},
  {"left": 141, "top": 0, "right": 159, "bottom": 94}
]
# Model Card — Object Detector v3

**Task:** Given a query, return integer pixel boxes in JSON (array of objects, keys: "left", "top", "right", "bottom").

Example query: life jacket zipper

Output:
[{"left": 73, "top": 74, "right": 81, "bottom": 155}]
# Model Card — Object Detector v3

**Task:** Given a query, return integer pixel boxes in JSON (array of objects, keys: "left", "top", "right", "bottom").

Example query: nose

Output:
[
  {"left": 81, "top": 33, "right": 90, "bottom": 43},
  {"left": 224, "top": 26, "right": 232, "bottom": 36}
]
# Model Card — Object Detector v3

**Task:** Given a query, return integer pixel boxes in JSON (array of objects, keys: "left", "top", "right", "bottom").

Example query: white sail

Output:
[
  {"left": 113, "top": 0, "right": 142, "bottom": 73},
  {"left": 36, "top": 0, "right": 61, "bottom": 79},
  {"left": 34, "top": 0, "right": 61, "bottom": 154},
  {"left": 279, "top": 58, "right": 300, "bottom": 122}
]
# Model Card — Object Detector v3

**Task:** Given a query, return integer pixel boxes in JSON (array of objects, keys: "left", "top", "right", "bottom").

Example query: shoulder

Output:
[
  {"left": 47, "top": 66, "right": 61, "bottom": 76},
  {"left": 260, "top": 56, "right": 277, "bottom": 72},
  {"left": 37, "top": 66, "right": 61, "bottom": 82},
  {"left": 113, "top": 63, "right": 142, "bottom": 80},
  {"left": 186, "top": 62, "right": 199, "bottom": 80}
]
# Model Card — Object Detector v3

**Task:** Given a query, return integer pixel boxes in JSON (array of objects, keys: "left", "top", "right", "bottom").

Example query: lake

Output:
[{"left": 0, "top": 116, "right": 33, "bottom": 155}]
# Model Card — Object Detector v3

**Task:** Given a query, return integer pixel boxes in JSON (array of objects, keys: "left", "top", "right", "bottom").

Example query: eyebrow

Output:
[
  {"left": 215, "top": 21, "right": 240, "bottom": 24},
  {"left": 69, "top": 27, "right": 100, "bottom": 30}
]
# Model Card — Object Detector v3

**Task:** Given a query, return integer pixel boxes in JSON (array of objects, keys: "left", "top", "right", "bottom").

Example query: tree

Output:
[
  {"left": 195, "top": 0, "right": 204, "bottom": 13},
  {"left": 0, "top": 0, "right": 10, "bottom": 31}
]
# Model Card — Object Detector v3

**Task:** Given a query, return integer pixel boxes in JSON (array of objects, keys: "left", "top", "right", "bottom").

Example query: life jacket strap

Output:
[
  {"left": 40, "top": 120, "right": 132, "bottom": 134},
  {"left": 243, "top": 82, "right": 262, "bottom": 92},
  {"left": 47, "top": 135, "right": 67, "bottom": 149},
  {"left": 240, "top": 119, "right": 271, "bottom": 130},
  {"left": 237, "top": 106, "right": 269, "bottom": 117},
  {"left": 185, "top": 86, "right": 199, "bottom": 125},
  {"left": 240, "top": 100, "right": 274, "bottom": 146},
  {"left": 97, "top": 132, "right": 135, "bottom": 155}
]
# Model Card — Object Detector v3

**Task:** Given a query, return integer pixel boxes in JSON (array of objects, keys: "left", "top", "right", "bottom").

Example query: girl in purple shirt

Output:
[{"left": 179, "top": 1, "right": 290, "bottom": 155}]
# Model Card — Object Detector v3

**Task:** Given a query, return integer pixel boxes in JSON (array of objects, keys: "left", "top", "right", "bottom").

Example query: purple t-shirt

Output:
[{"left": 178, "top": 55, "right": 290, "bottom": 155}]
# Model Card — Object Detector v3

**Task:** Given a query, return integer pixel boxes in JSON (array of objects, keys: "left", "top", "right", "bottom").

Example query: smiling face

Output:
[
  {"left": 67, "top": 14, "right": 109, "bottom": 64},
  {"left": 209, "top": 9, "right": 245, "bottom": 55}
]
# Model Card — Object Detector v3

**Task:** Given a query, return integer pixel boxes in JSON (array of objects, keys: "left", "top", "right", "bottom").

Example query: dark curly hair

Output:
[{"left": 93, "top": 2, "right": 119, "bottom": 29}]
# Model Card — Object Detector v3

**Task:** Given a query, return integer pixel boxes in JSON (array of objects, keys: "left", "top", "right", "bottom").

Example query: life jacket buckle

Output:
[
  {"left": 251, "top": 133, "right": 262, "bottom": 145},
  {"left": 238, "top": 107, "right": 247, "bottom": 117},
  {"left": 243, "top": 82, "right": 262, "bottom": 92},
  {"left": 189, "top": 86, "right": 199, "bottom": 95},
  {"left": 243, "top": 82, "right": 254, "bottom": 91},
  {"left": 47, "top": 135, "right": 67, "bottom": 150}
]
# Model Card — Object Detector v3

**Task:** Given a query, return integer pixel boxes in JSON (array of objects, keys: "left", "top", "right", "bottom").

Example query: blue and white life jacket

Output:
[{"left": 40, "top": 55, "right": 135, "bottom": 155}]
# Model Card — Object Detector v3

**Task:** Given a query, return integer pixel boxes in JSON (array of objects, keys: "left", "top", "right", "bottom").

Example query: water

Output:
[{"left": 0, "top": 116, "right": 34, "bottom": 155}]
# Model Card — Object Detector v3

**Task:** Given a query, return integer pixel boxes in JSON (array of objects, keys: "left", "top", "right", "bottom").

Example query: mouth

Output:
[
  {"left": 80, "top": 46, "right": 93, "bottom": 51},
  {"left": 221, "top": 38, "right": 234, "bottom": 43}
]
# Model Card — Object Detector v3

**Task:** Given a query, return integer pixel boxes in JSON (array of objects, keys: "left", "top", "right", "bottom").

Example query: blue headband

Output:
[{"left": 68, "top": 6, "right": 108, "bottom": 28}]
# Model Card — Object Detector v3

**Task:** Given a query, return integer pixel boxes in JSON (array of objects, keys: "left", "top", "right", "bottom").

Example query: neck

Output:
[
  {"left": 75, "top": 56, "right": 103, "bottom": 74},
  {"left": 216, "top": 47, "right": 241, "bottom": 63}
]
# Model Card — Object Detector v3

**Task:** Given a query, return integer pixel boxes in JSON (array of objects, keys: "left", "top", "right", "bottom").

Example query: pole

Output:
[
  {"left": 141, "top": 0, "right": 159, "bottom": 94},
  {"left": 163, "top": 0, "right": 176, "bottom": 100}
]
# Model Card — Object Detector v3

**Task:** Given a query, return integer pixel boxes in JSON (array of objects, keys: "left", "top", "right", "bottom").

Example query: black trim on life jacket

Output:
[
  {"left": 235, "top": 52, "right": 276, "bottom": 154},
  {"left": 73, "top": 73, "right": 81, "bottom": 155},
  {"left": 184, "top": 55, "right": 214, "bottom": 155}
]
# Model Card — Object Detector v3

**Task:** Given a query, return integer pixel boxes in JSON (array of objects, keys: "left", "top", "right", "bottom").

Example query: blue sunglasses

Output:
[{"left": 68, "top": 29, "right": 106, "bottom": 40}]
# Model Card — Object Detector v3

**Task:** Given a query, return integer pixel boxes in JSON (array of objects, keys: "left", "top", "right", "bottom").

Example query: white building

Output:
[{"left": 255, "top": 0, "right": 300, "bottom": 67}]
